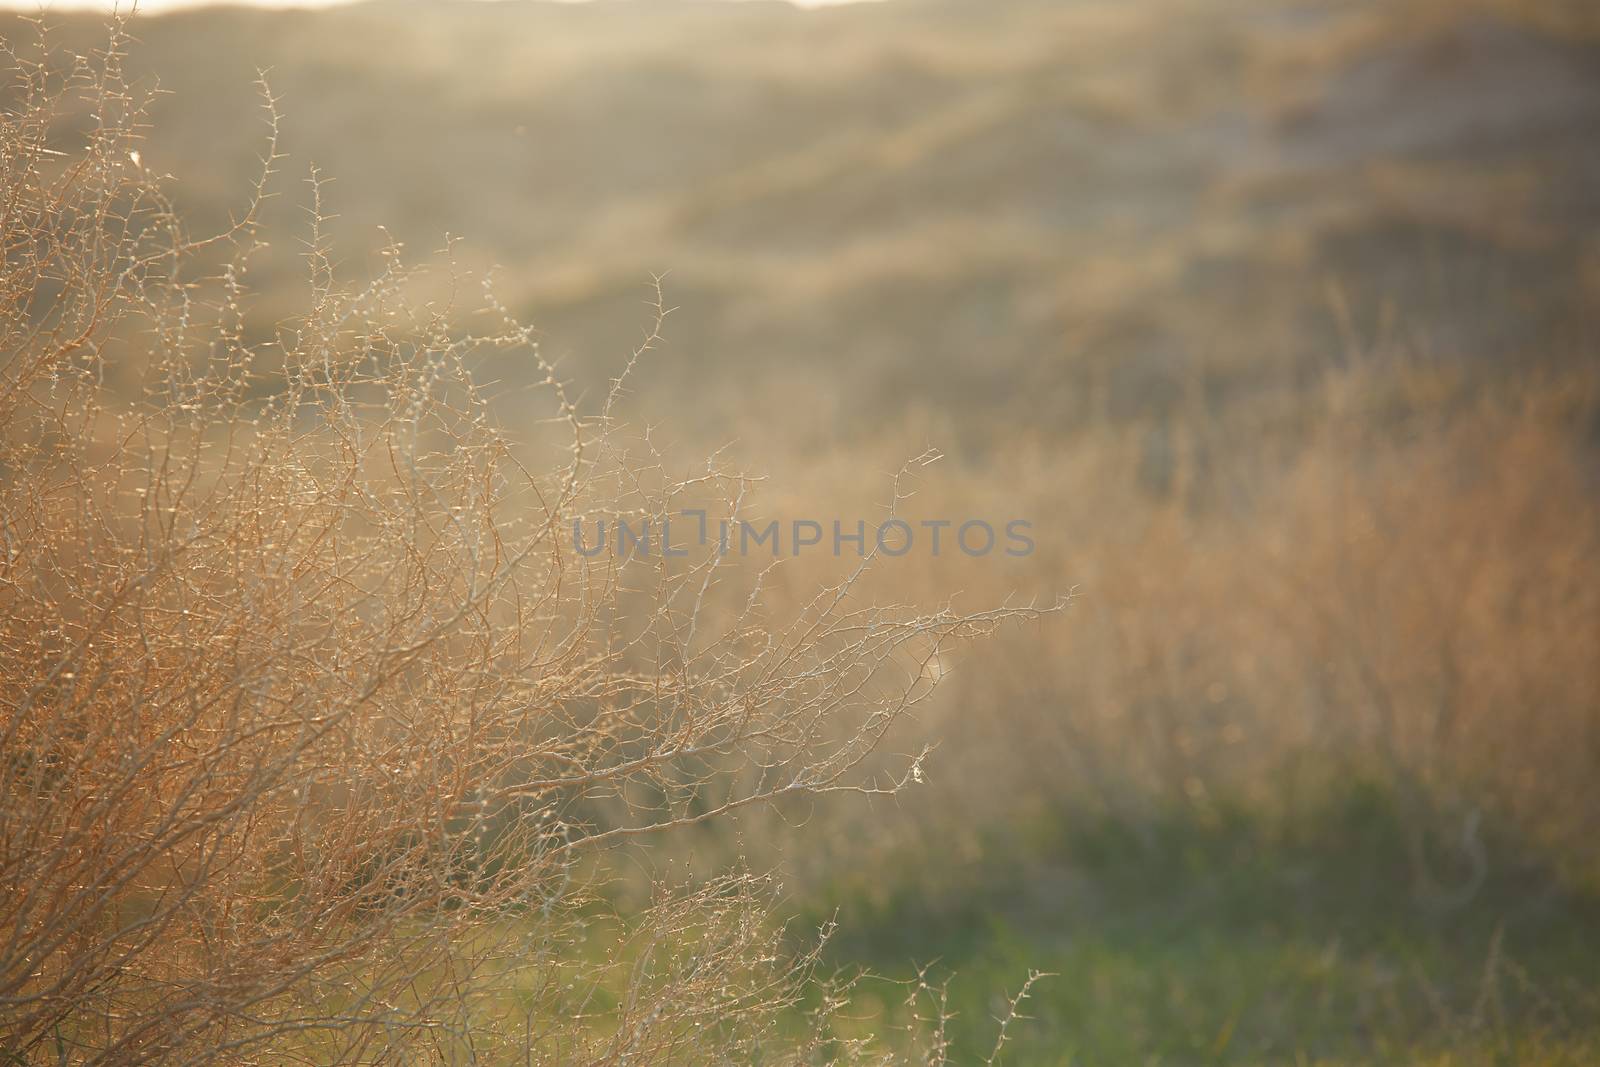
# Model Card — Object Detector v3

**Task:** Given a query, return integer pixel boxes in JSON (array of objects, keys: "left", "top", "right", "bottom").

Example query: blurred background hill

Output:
[
  {"left": 5, "top": 0, "right": 1599, "bottom": 1060},
  {"left": 13, "top": 0, "right": 1599, "bottom": 451}
]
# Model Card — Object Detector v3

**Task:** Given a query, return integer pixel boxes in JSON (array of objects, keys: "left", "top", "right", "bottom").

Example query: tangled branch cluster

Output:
[{"left": 0, "top": 20, "right": 1055, "bottom": 1064}]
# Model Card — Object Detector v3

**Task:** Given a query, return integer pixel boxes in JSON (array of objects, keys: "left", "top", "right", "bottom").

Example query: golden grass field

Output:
[{"left": 2, "top": 0, "right": 1599, "bottom": 1062}]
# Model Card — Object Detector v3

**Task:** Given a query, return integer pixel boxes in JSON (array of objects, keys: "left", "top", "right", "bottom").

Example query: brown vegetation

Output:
[
  {"left": 3, "top": 0, "right": 1599, "bottom": 1060},
  {"left": 0, "top": 23, "right": 1053, "bottom": 1062}
]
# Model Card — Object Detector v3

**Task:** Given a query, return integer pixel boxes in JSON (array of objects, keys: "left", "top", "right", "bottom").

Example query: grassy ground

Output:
[{"left": 792, "top": 782, "right": 1600, "bottom": 1063}]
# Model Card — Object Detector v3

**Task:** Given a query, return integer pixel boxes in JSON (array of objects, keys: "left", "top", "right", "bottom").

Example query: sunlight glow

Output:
[{"left": 0, "top": 0, "right": 879, "bottom": 12}]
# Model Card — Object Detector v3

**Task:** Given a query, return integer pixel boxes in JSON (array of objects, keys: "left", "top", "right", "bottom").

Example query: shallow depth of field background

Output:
[{"left": 7, "top": 0, "right": 1599, "bottom": 1060}]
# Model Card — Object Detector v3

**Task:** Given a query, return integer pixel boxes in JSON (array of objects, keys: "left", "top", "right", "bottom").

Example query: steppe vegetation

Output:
[{"left": 3, "top": 0, "right": 1598, "bottom": 1062}]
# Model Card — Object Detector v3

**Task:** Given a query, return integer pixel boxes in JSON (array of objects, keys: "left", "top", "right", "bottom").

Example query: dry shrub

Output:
[
  {"left": 1244, "top": 366, "right": 1600, "bottom": 883},
  {"left": 864, "top": 357, "right": 1600, "bottom": 899},
  {"left": 0, "top": 22, "right": 1054, "bottom": 1063}
]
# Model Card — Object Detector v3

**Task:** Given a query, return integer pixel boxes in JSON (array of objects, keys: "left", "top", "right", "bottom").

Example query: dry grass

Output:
[
  {"left": 795, "top": 356, "right": 1600, "bottom": 895},
  {"left": 0, "top": 22, "right": 1056, "bottom": 1063},
  {"left": 4, "top": 4, "right": 1598, "bottom": 1062}
]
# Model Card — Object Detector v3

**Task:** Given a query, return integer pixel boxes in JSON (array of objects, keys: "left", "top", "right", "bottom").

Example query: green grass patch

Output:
[{"left": 792, "top": 782, "right": 1600, "bottom": 1063}]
